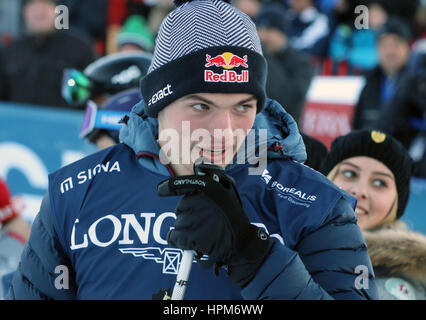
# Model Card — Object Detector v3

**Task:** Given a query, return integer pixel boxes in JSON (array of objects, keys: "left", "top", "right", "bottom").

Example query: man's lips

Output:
[
  {"left": 200, "top": 148, "right": 225, "bottom": 157},
  {"left": 196, "top": 145, "right": 233, "bottom": 152}
]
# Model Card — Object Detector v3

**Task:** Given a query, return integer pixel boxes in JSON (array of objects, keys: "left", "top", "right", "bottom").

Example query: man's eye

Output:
[
  {"left": 235, "top": 105, "right": 250, "bottom": 112},
  {"left": 192, "top": 103, "right": 209, "bottom": 111}
]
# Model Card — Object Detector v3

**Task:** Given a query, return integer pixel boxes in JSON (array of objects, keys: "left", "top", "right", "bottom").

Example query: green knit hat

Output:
[{"left": 117, "top": 15, "right": 155, "bottom": 52}]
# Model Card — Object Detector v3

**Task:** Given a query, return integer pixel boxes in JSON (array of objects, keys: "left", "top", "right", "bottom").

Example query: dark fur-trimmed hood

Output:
[{"left": 363, "top": 221, "right": 426, "bottom": 286}]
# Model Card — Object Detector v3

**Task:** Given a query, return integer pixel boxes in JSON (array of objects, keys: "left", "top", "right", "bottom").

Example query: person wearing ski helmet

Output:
[
  {"left": 81, "top": 88, "right": 142, "bottom": 149},
  {"left": 62, "top": 51, "right": 151, "bottom": 148},
  {"left": 61, "top": 51, "right": 152, "bottom": 108}
]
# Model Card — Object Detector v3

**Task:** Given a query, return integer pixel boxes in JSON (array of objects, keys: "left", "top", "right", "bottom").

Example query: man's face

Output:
[
  {"left": 157, "top": 93, "right": 258, "bottom": 176},
  {"left": 233, "top": 0, "right": 261, "bottom": 17},
  {"left": 24, "top": 0, "right": 57, "bottom": 35},
  {"left": 119, "top": 43, "right": 146, "bottom": 53},
  {"left": 289, "top": 0, "right": 312, "bottom": 12},
  {"left": 378, "top": 34, "right": 410, "bottom": 76},
  {"left": 368, "top": 3, "right": 388, "bottom": 30}
]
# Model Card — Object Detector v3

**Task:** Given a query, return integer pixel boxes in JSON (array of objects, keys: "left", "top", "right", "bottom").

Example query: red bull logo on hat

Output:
[{"left": 204, "top": 52, "right": 249, "bottom": 83}]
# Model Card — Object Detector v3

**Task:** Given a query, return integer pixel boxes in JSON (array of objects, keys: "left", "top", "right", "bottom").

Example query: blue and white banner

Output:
[{"left": 0, "top": 102, "right": 96, "bottom": 222}]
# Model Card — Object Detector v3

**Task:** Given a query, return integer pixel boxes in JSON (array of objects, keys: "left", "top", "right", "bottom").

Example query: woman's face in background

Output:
[{"left": 332, "top": 156, "right": 398, "bottom": 230}]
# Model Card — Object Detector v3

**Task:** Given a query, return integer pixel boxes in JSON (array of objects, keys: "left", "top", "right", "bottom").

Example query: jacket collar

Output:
[{"left": 363, "top": 221, "right": 426, "bottom": 286}]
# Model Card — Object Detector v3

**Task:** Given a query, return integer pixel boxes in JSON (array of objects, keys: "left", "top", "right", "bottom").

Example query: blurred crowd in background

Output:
[{"left": 0, "top": 0, "right": 425, "bottom": 177}]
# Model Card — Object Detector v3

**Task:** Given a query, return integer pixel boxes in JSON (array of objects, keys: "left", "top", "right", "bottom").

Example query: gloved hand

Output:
[{"left": 157, "top": 166, "right": 274, "bottom": 287}]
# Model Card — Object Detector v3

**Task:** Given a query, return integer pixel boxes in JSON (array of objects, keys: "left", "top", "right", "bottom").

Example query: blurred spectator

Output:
[
  {"left": 301, "top": 132, "right": 328, "bottom": 171},
  {"left": 62, "top": 51, "right": 152, "bottom": 109},
  {"left": 316, "top": 0, "right": 341, "bottom": 13},
  {"left": 255, "top": 3, "right": 314, "bottom": 124},
  {"left": 233, "top": 0, "right": 262, "bottom": 18},
  {"left": 0, "top": 0, "right": 23, "bottom": 46},
  {"left": 73, "top": 52, "right": 151, "bottom": 150},
  {"left": 329, "top": 1, "right": 389, "bottom": 72},
  {"left": 81, "top": 88, "right": 141, "bottom": 150},
  {"left": 286, "top": 0, "right": 332, "bottom": 57},
  {"left": 0, "top": 0, "right": 96, "bottom": 108},
  {"left": 326, "top": 0, "right": 359, "bottom": 26},
  {"left": 377, "top": 40, "right": 426, "bottom": 177},
  {"left": 106, "top": 0, "right": 153, "bottom": 54},
  {"left": 352, "top": 18, "right": 412, "bottom": 130},
  {"left": 0, "top": 177, "right": 29, "bottom": 299},
  {"left": 77, "top": 51, "right": 152, "bottom": 150},
  {"left": 370, "top": 0, "right": 420, "bottom": 33},
  {"left": 62, "top": 52, "right": 151, "bottom": 148},
  {"left": 60, "top": 0, "right": 108, "bottom": 56},
  {"left": 414, "top": 0, "right": 426, "bottom": 39},
  {"left": 117, "top": 15, "right": 155, "bottom": 53},
  {"left": 0, "top": 54, "right": 6, "bottom": 99},
  {"left": 146, "top": 0, "right": 175, "bottom": 37}
]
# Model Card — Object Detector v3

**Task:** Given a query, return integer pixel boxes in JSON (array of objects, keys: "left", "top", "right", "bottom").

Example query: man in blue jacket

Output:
[{"left": 7, "top": 0, "right": 378, "bottom": 300}]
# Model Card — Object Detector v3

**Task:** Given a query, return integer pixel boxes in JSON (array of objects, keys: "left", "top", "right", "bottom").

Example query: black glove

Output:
[{"left": 157, "top": 165, "right": 273, "bottom": 287}]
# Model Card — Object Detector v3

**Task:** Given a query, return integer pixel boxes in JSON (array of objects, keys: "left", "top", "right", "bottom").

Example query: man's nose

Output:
[{"left": 210, "top": 111, "right": 234, "bottom": 141}]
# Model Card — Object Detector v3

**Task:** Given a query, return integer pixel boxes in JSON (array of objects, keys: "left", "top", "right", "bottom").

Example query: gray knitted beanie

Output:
[{"left": 140, "top": 0, "right": 267, "bottom": 117}]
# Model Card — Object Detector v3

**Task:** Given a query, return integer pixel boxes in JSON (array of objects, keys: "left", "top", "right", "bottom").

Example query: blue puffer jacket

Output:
[{"left": 6, "top": 99, "right": 378, "bottom": 299}]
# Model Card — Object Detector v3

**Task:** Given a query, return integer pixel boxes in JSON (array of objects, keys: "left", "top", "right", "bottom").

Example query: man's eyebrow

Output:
[
  {"left": 183, "top": 94, "right": 215, "bottom": 105},
  {"left": 236, "top": 95, "right": 257, "bottom": 106},
  {"left": 183, "top": 94, "right": 257, "bottom": 107}
]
